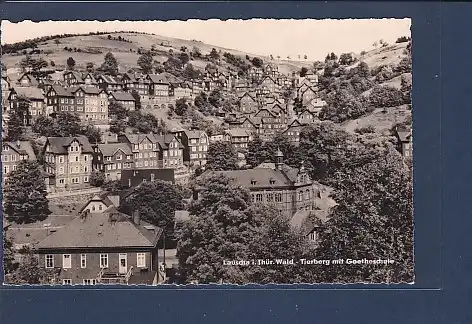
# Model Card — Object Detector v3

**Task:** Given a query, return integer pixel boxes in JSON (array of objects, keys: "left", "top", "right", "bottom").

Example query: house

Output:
[
  {"left": 299, "top": 86, "right": 318, "bottom": 104},
  {"left": 97, "top": 74, "right": 123, "bottom": 92},
  {"left": 147, "top": 74, "right": 170, "bottom": 97},
  {"left": 282, "top": 120, "right": 307, "bottom": 145},
  {"left": 68, "top": 86, "right": 109, "bottom": 126},
  {"left": 109, "top": 92, "right": 136, "bottom": 111},
  {"left": 171, "top": 82, "right": 192, "bottom": 99},
  {"left": 263, "top": 64, "right": 279, "bottom": 78},
  {"left": 63, "top": 71, "right": 84, "bottom": 87},
  {"left": 224, "top": 128, "right": 253, "bottom": 150},
  {"left": 173, "top": 130, "right": 209, "bottom": 167},
  {"left": 117, "top": 134, "right": 162, "bottom": 169},
  {"left": 253, "top": 108, "right": 286, "bottom": 140},
  {"left": 209, "top": 133, "right": 225, "bottom": 142},
  {"left": 82, "top": 72, "right": 98, "bottom": 86},
  {"left": 117, "top": 133, "right": 184, "bottom": 169},
  {"left": 248, "top": 67, "right": 263, "bottom": 80},
  {"left": 79, "top": 191, "right": 121, "bottom": 214},
  {"left": 45, "top": 85, "right": 75, "bottom": 114},
  {"left": 259, "top": 76, "right": 280, "bottom": 94},
  {"left": 8, "top": 87, "right": 46, "bottom": 125},
  {"left": 160, "top": 134, "right": 184, "bottom": 169},
  {"left": 238, "top": 92, "right": 257, "bottom": 113},
  {"left": 17, "top": 72, "right": 39, "bottom": 87},
  {"left": 43, "top": 136, "right": 93, "bottom": 191},
  {"left": 199, "top": 150, "right": 320, "bottom": 218},
  {"left": 92, "top": 143, "right": 134, "bottom": 181},
  {"left": 35, "top": 208, "right": 164, "bottom": 285},
  {"left": 120, "top": 168, "right": 176, "bottom": 188},
  {"left": 1, "top": 141, "right": 37, "bottom": 183},
  {"left": 297, "top": 108, "right": 318, "bottom": 124},
  {"left": 121, "top": 73, "right": 149, "bottom": 96},
  {"left": 395, "top": 127, "right": 412, "bottom": 157}
]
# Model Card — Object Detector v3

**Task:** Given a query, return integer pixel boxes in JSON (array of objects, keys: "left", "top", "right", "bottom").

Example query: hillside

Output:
[
  {"left": 341, "top": 105, "right": 411, "bottom": 134},
  {"left": 2, "top": 31, "right": 312, "bottom": 78}
]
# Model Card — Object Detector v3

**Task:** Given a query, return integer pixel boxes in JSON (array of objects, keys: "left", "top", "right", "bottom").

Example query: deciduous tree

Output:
[
  {"left": 206, "top": 141, "right": 238, "bottom": 171},
  {"left": 4, "top": 160, "right": 51, "bottom": 224}
]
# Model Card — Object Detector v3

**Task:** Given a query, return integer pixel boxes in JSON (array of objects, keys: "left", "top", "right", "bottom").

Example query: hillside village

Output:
[{"left": 2, "top": 31, "right": 413, "bottom": 285}]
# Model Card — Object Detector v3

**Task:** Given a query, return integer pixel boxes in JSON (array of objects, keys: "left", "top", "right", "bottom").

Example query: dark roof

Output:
[
  {"left": 147, "top": 74, "right": 170, "bottom": 84},
  {"left": 46, "top": 136, "right": 93, "bottom": 154},
  {"left": 184, "top": 130, "right": 207, "bottom": 139},
  {"left": 79, "top": 192, "right": 117, "bottom": 213},
  {"left": 19, "top": 73, "right": 39, "bottom": 85},
  {"left": 49, "top": 85, "right": 74, "bottom": 97},
  {"left": 110, "top": 92, "right": 135, "bottom": 101},
  {"left": 12, "top": 86, "right": 45, "bottom": 100},
  {"left": 64, "top": 71, "right": 84, "bottom": 82},
  {"left": 206, "top": 167, "right": 295, "bottom": 189},
  {"left": 225, "top": 128, "right": 252, "bottom": 137},
  {"left": 97, "top": 143, "right": 132, "bottom": 156},
  {"left": 3, "top": 141, "right": 37, "bottom": 160},
  {"left": 36, "top": 207, "right": 163, "bottom": 250},
  {"left": 396, "top": 128, "right": 412, "bottom": 142},
  {"left": 69, "top": 85, "right": 102, "bottom": 95},
  {"left": 98, "top": 74, "right": 121, "bottom": 84}
]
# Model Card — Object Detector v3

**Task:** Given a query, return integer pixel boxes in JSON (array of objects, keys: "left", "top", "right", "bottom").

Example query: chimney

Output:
[
  {"left": 275, "top": 147, "right": 284, "bottom": 170},
  {"left": 133, "top": 210, "right": 140, "bottom": 225}
]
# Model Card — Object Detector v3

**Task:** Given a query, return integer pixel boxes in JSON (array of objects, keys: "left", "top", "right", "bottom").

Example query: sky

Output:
[{"left": 1, "top": 19, "right": 411, "bottom": 60}]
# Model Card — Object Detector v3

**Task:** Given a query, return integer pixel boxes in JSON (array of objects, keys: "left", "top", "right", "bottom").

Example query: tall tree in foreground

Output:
[
  {"left": 4, "top": 160, "right": 51, "bottom": 224},
  {"left": 314, "top": 145, "right": 413, "bottom": 283},
  {"left": 206, "top": 141, "right": 238, "bottom": 171},
  {"left": 121, "top": 180, "right": 184, "bottom": 238},
  {"left": 177, "top": 173, "right": 314, "bottom": 284}
]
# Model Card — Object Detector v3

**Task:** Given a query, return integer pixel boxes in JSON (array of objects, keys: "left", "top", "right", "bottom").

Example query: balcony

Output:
[{"left": 96, "top": 266, "right": 134, "bottom": 285}]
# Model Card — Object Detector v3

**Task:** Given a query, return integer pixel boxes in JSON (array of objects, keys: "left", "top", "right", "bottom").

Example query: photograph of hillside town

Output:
[{"left": 1, "top": 19, "right": 413, "bottom": 285}]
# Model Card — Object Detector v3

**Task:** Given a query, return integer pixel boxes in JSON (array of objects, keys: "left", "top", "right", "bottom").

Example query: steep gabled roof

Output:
[
  {"left": 36, "top": 207, "right": 163, "bottom": 250},
  {"left": 11, "top": 86, "right": 45, "bottom": 100},
  {"left": 45, "top": 136, "right": 93, "bottom": 154},
  {"left": 64, "top": 71, "right": 84, "bottom": 82},
  {"left": 48, "top": 85, "right": 74, "bottom": 97},
  {"left": 97, "top": 143, "right": 132, "bottom": 157},
  {"left": 184, "top": 130, "right": 207, "bottom": 140},
  {"left": 18, "top": 73, "right": 39, "bottom": 86},
  {"left": 2, "top": 141, "right": 37, "bottom": 160},
  {"left": 109, "top": 91, "right": 135, "bottom": 101}
]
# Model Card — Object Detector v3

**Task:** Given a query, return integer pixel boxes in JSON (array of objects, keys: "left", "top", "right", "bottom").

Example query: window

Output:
[
  {"left": 309, "top": 231, "right": 318, "bottom": 242},
  {"left": 84, "top": 176, "right": 89, "bottom": 183},
  {"left": 83, "top": 279, "right": 96, "bottom": 285},
  {"left": 45, "top": 254, "right": 54, "bottom": 268},
  {"left": 275, "top": 193, "right": 283, "bottom": 202},
  {"left": 59, "top": 156, "right": 64, "bottom": 163},
  {"left": 137, "top": 253, "right": 146, "bottom": 267},
  {"left": 63, "top": 254, "right": 71, "bottom": 269},
  {"left": 256, "top": 193, "right": 263, "bottom": 202},
  {"left": 298, "top": 191, "right": 303, "bottom": 201},
  {"left": 267, "top": 193, "right": 274, "bottom": 202},
  {"left": 100, "top": 254, "right": 108, "bottom": 268},
  {"left": 84, "top": 155, "right": 88, "bottom": 162},
  {"left": 116, "top": 155, "right": 122, "bottom": 160},
  {"left": 81, "top": 254, "right": 87, "bottom": 268},
  {"left": 3, "top": 165, "right": 9, "bottom": 174},
  {"left": 62, "top": 279, "right": 72, "bottom": 285}
]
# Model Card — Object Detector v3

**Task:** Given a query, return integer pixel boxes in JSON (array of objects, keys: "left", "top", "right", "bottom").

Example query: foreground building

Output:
[
  {"left": 1, "top": 140, "right": 37, "bottom": 184},
  {"left": 35, "top": 207, "right": 163, "bottom": 285}
]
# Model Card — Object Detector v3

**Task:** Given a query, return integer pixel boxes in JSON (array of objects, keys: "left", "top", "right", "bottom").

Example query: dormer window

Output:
[
  {"left": 269, "top": 178, "right": 276, "bottom": 185},
  {"left": 250, "top": 179, "right": 257, "bottom": 185}
]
